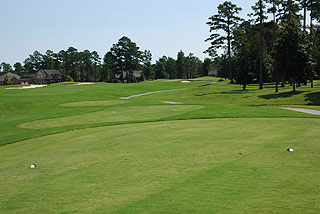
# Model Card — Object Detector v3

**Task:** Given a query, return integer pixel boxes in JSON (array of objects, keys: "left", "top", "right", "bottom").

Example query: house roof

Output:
[
  {"left": 37, "top": 69, "right": 62, "bottom": 79},
  {"left": 40, "top": 69, "right": 62, "bottom": 75},
  {"left": 116, "top": 70, "right": 143, "bottom": 78},
  {"left": 20, "top": 73, "right": 32, "bottom": 79},
  {"left": 0, "top": 72, "right": 21, "bottom": 81}
]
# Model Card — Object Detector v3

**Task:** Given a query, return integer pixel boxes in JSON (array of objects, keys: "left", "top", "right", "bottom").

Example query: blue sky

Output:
[{"left": 1, "top": 0, "right": 261, "bottom": 65}]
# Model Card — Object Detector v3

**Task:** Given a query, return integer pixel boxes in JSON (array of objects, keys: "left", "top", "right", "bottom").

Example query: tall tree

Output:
[
  {"left": 233, "top": 21, "right": 256, "bottom": 90},
  {"left": 155, "top": 56, "right": 168, "bottom": 79},
  {"left": 91, "top": 51, "right": 101, "bottom": 82},
  {"left": 102, "top": 51, "right": 116, "bottom": 82},
  {"left": 251, "top": 0, "right": 268, "bottom": 89},
  {"left": 110, "top": 36, "right": 141, "bottom": 83},
  {"left": 202, "top": 58, "right": 212, "bottom": 76},
  {"left": 43, "top": 50, "right": 57, "bottom": 70},
  {"left": 1, "top": 62, "right": 13, "bottom": 73},
  {"left": 141, "top": 50, "right": 154, "bottom": 80},
  {"left": 266, "top": 0, "right": 281, "bottom": 92},
  {"left": 205, "top": 1, "right": 242, "bottom": 83},
  {"left": 23, "top": 51, "right": 44, "bottom": 73},
  {"left": 166, "top": 57, "right": 177, "bottom": 79},
  {"left": 13, "top": 62, "right": 24, "bottom": 74},
  {"left": 308, "top": 0, "right": 320, "bottom": 40},
  {"left": 186, "top": 53, "right": 202, "bottom": 79},
  {"left": 275, "top": 18, "right": 313, "bottom": 92},
  {"left": 176, "top": 51, "right": 186, "bottom": 79}
]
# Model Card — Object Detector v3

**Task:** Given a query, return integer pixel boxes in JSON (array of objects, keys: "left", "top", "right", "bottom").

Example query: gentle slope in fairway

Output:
[{"left": 18, "top": 105, "right": 203, "bottom": 129}]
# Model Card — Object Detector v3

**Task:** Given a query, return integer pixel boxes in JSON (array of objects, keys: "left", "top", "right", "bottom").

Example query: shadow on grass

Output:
[
  {"left": 198, "top": 84, "right": 212, "bottom": 87},
  {"left": 195, "top": 94, "right": 207, "bottom": 97},
  {"left": 194, "top": 90, "right": 254, "bottom": 96},
  {"left": 305, "top": 91, "right": 320, "bottom": 105},
  {"left": 259, "top": 91, "right": 306, "bottom": 100},
  {"left": 194, "top": 90, "right": 254, "bottom": 97},
  {"left": 220, "top": 90, "right": 255, "bottom": 94}
]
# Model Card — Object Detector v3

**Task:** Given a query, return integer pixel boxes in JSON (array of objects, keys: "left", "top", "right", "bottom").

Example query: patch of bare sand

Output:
[{"left": 5, "top": 85, "right": 47, "bottom": 89}]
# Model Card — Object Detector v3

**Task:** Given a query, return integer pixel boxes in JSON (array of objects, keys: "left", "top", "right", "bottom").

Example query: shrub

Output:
[
  {"left": 140, "top": 73, "right": 145, "bottom": 82},
  {"left": 66, "top": 75, "right": 74, "bottom": 82},
  {"left": 3, "top": 75, "right": 12, "bottom": 85}
]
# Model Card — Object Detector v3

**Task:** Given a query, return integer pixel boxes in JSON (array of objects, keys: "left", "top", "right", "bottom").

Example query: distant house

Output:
[
  {"left": 115, "top": 70, "right": 143, "bottom": 80},
  {"left": 0, "top": 72, "right": 31, "bottom": 85},
  {"left": 19, "top": 73, "right": 32, "bottom": 85},
  {"left": 208, "top": 66, "right": 219, "bottom": 77},
  {"left": 36, "top": 70, "right": 63, "bottom": 84}
]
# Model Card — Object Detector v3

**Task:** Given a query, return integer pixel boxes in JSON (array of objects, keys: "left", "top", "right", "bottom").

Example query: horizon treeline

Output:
[{"left": 0, "top": 36, "right": 212, "bottom": 83}]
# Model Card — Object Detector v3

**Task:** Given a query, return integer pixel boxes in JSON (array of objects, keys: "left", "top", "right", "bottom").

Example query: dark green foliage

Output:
[
  {"left": 176, "top": 51, "right": 187, "bottom": 79},
  {"left": 3, "top": 75, "right": 12, "bottom": 85},
  {"left": 102, "top": 51, "right": 116, "bottom": 82},
  {"left": 185, "top": 54, "right": 202, "bottom": 79},
  {"left": 141, "top": 50, "right": 154, "bottom": 80},
  {"left": 65, "top": 75, "right": 74, "bottom": 82},
  {"left": 166, "top": 57, "right": 177, "bottom": 79},
  {"left": 275, "top": 19, "right": 315, "bottom": 91},
  {"left": 13, "top": 62, "right": 24, "bottom": 74},
  {"left": 314, "top": 26, "right": 320, "bottom": 78},
  {"left": 110, "top": 36, "right": 141, "bottom": 83},
  {"left": 153, "top": 51, "right": 204, "bottom": 80},
  {"left": 139, "top": 72, "right": 145, "bottom": 82},
  {"left": 0, "top": 62, "right": 13, "bottom": 73},
  {"left": 251, "top": 0, "right": 268, "bottom": 89},
  {"left": 233, "top": 21, "right": 255, "bottom": 90},
  {"left": 205, "top": 1, "right": 242, "bottom": 82},
  {"left": 202, "top": 58, "right": 212, "bottom": 76},
  {"left": 155, "top": 56, "right": 169, "bottom": 79}
]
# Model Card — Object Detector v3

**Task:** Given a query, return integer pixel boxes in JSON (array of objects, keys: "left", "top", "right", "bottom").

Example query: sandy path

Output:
[
  {"left": 281, "top": 107, "right": 320, "bottom": 115},
  {"left": 119, "top": 88, "right": 186, "bottom": 100},
  {"left": 161, "top": 101, "right": 184, "bottom": 104}
]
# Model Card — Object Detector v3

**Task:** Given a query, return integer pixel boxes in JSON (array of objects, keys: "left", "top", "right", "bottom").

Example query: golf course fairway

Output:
[{"left": 0, "top": 78, "right": 319, "bottom": 213}]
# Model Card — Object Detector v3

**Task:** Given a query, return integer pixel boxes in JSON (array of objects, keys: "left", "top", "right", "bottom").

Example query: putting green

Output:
[
  {"left": 18, "top": 105, "right": 203, "bottom": 129},
  {"left": 60, "top": 100, "right": 127, "bottom": 107},
  {"left": 1, "top": 118, "right": 320, "bottom": 213}
]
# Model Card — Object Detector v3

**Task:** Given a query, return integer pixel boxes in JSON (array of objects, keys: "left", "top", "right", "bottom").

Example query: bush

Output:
[
  {"left": 66, "top": 75, "right": 74, "bottom": 82},
  {"left": 3, "top": 76, "right": 12, "bottom": 85},
  {"left": 139, "top": 73, "right": 145, "bottom": 82}
]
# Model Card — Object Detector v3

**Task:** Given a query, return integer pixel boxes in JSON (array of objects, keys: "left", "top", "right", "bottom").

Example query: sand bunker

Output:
[
  {"left": 181, "top": 81, "right": 191, "bottom": 83},
  {"left": 5, "top": 85, "right": 47, "bottom": 89},
  {"left": 281, "top": 107, "right": 320, "bottom": 115},
  {"left": 72, "top": 83, "right": 95, "bottom": 85}
]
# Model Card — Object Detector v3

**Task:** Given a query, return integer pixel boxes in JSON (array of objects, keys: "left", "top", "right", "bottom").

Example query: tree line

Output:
[
  {"left": 0, "top": 36, "right": 213, "bottom": 83},
  {"left": 206, "top": 0, "right": 320, "bottom": 91}
]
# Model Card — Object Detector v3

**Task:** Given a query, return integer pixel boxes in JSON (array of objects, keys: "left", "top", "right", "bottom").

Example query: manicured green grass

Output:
[
  {"left": 0, "top": 78, "right": 319, "bottom": 213},
  {"left": 1, "top": 119, "right": 320, "bottom": 213},
  {"left": 19, "top": 105, "right": 203, "bottom": 129}
]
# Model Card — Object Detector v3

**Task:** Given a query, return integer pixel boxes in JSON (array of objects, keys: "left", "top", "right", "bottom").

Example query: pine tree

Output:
[{"left": 205, "top": 1, "right": 242, "bottom": 83}]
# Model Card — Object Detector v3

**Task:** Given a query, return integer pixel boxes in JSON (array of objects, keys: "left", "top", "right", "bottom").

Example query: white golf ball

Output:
[{"left": 30, "top": 164, "right": 36, "bottom": 168}]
